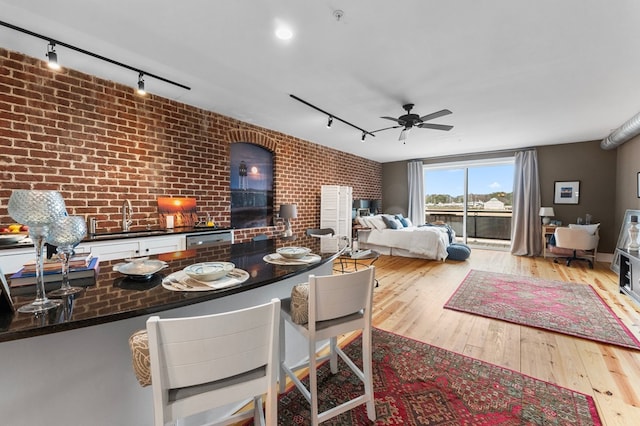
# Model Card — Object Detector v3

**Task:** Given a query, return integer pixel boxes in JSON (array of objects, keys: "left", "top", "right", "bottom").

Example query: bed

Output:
[{"left": 356, "top": 214, "right": 452, "bottom": 261}]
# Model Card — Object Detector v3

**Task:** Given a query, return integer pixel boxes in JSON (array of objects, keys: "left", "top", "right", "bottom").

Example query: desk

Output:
[{"left": 542, "top": 225, "right": 559, "bottom": 258}]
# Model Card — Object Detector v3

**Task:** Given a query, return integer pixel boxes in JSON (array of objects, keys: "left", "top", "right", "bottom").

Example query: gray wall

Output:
[
  {"left": 537, "top": 140, "right": 616, "bottom": 253},
  {"left": 381, "top": 140, "right": 618, "bottom": 253}
]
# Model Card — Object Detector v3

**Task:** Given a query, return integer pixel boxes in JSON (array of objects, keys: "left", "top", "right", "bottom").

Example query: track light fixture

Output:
[
  {"left": 326, "top": 116, "right": 333, "bottom": 128},
  {"left": 361, "top": 132, "right": 366, "bottom": 141},
  {"left": 137, "top": 73, "right": 146, "bottom": 95},
  {"left": 290, "top": 94, "right": 375, "bottom": 140},
  {"left": 46, "top": 41, "right": 60, "bottom": 70},
  {"left": 0, "top": 19, "right": 190, "bottom": 93}
]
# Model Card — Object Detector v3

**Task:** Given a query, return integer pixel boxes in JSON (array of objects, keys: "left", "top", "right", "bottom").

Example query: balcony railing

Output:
[{"left": 426, "top": 209, "right": 513, "bottom": 241}]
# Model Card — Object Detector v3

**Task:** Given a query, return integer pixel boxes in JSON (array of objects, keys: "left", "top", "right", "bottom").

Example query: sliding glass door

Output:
[{"left": 424, "top": 158, "right": 514, "bottom": 248}]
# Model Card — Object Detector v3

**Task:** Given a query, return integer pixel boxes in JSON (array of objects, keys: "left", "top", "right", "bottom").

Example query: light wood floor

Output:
[{"left": 348, "top": 250, "right": 640, "bottom": 426}]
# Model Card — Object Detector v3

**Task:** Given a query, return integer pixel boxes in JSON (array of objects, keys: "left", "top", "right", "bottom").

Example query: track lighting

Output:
[
  {"left": 1, "top": 20, "right": 190, "bottom": 93},
  {"left": 290, "top": 94, "right": 375, "bottom": 140},
  {"left": 361, "top": 132, "right": 366, "bottom": 142},
  {"left": 46, "top": 41, "right": 60, "bottom": 70},
  {"left": 137, "top": 73, "right": 146, "bottom": 95}
]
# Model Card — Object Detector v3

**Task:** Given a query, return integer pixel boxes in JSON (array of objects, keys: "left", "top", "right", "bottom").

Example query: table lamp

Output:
[
  {"left": 279, "top": 204, "right": 297, "bottom": 238},
  {"left": 539, "top": 207, "right": 555, "bottom": 225}
]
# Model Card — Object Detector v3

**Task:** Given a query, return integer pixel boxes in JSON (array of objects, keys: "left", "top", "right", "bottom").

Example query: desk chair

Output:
[
  {"left": 305, "top": 228, "right": 335, "bottom": 237},
  {"left": 146, "top": 299, "right": 280, "bottom": 426},
  {"left": 279, "top": 268, "right": 376, "bottom": 425},
  {"left": 553, "top": 225, "right": 600, "bottom": 269}
]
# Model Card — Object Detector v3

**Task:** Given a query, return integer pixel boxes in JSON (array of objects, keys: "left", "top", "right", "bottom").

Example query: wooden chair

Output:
[
  {"left": 278, "top": 268, "right": 376, "bottom": 425},
  {"left": 305, "top": 228, "right": 334, "bottom": 237},
  {"left": 146, "top": 298, "right": 281, "bottom": 426}
]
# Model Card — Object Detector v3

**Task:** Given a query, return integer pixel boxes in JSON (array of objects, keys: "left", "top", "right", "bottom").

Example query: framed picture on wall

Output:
[{"left": 554, "top": 181, "right": 580, "bottom": 204}]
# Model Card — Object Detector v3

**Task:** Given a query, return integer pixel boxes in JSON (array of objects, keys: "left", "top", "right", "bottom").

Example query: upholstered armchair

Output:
[{"left": 553, "top": 224, "right": 600, "bottom": 269}]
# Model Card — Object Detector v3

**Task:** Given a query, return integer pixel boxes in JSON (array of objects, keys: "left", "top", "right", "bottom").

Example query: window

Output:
[{"left": 424, "top": 158, "right": 514, "bottom": 248}]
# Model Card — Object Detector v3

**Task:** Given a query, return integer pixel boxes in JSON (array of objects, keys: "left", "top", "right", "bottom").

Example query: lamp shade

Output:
[
  {"left": 279, "top": 204, "right": 297, "bottom": 219},
  {"left": 539, "top": 207, "right": 555, "bottom": 217}
]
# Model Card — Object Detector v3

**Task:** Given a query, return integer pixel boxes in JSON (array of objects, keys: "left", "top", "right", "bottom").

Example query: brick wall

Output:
[{"left": 0, "top": 48, "right": 382, "bottom": 242}]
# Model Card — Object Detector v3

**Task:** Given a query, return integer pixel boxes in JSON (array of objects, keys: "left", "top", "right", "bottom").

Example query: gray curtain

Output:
[
  {"left": 407, "top": 160, "right": 426, "bottom": 226},
  {"left": 510, "top": 150, "right": 541, "bottom": 255}
]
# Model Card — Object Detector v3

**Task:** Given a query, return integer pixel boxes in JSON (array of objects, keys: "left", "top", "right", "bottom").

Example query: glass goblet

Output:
[
  {"left": 46, "top": 216, "right": 87, "bottom": 296},
  {"left": 7, "top": 190, "right": 67, "bottom": 313}
]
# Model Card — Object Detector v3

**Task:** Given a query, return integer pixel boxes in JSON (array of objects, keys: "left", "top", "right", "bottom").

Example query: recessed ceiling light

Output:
[{"left": 275, "top": 26, "right": 293, "bottom": 40}]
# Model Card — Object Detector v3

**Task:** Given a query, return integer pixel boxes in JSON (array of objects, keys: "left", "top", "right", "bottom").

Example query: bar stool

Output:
[
  {"left": 146, "top": 298, "right": 280, "bottom": 426},
  {"left": 279, "top": 268, "right": 376, "bottom": 425}
]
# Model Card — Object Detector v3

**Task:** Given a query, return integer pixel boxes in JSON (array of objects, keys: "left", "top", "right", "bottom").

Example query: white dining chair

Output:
[
  {"left": 146, "top": 298, "right": 280, "bottom": 426},
  {"left": 279, "top": 267, "right": 376, "bottom": 425}
]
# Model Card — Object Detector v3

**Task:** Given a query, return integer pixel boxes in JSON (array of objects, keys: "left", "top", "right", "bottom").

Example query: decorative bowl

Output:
[
  {"left": 277, "top": 246, "right": 311, "bottom": 259},
  {"left": 113, "top": 259, "right": 168, "bottom": 281},
  {"left": 184, "top": 262, "right": 235, "bottom": 281}
]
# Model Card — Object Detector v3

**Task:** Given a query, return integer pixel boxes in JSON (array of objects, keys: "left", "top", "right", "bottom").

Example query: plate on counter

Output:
[
  {"left": 162, "top": 268, "right": 249, "bottom": 292},
  {"left": 113, "top": 259, "right": 168, "bottom": 281},
  {"left": 263, "top": 253, "right": 321, "bottom": 265}
]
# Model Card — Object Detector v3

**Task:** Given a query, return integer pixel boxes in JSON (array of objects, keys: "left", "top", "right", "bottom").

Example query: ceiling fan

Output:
[{"left": 372, "top": 104, "right": 453, "bottom": 142}]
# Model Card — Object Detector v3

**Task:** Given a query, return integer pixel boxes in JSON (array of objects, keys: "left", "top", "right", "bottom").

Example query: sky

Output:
[{"left": 424, "top": 164, "right": 514, "bottom": 196}]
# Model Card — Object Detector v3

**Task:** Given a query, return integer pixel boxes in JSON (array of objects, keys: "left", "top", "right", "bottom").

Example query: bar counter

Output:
[
  {"left": 0, "top": 236, "right": 341, "bottom": 342},
  {"left": 0, "top": 236, "right": 342, "bottom": 426}
]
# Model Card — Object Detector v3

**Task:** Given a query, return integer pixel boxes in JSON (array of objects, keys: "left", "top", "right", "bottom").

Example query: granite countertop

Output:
[
  {"left": 0, "top": 237, "right": 342, "bottom": 342},
  {"left": 0, "top": 226, "right": 232, "bottom": 250}
]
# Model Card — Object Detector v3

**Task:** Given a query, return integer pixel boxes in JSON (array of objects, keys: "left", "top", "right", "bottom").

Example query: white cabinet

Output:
[
  {"left": 0, "top": 246, "right": 37, "bottom": 275},
  {"left": 320, "top": 185, "right": 352, "bottom": 245},
  {"left": 78, "top": 234, "right": 186, "bottom": 262},
  {"left": 0, "top": 234, "right": 187, "bottom": 274}
]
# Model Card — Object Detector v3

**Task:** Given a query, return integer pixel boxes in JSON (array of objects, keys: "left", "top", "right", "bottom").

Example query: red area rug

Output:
[
  {"left": 444, "top": 270, "right": 640, "bottom": 350},
  {"left": 276, "top": 328, "right": 601, "bottom": 425}
]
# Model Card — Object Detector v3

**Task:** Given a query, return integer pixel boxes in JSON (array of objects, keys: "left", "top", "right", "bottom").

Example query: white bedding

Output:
[{"left": 360, "top": 226, "right": 450, "bottom": 260}]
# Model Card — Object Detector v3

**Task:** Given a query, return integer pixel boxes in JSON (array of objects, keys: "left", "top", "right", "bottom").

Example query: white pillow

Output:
[
  {"left": 356, "top": 216, "right": 369, "bottom": 227},
  {"left": 568, "top": 223, "right": 599, "bottom": 235},
  {"left": 404, "top": 218, "right": 413, "bottom": 227},
  {"left": 367, "top": 215, "right": 387, "bottom": 230}
]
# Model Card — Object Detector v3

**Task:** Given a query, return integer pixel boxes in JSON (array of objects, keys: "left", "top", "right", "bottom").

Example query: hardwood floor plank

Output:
[{"left": 345, "top": 250, "right": 640, "bottom": 426}]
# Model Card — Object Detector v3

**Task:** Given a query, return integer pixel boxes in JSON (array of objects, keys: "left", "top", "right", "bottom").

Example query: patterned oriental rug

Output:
[
  {"left": 444, "top": 270, "right": 640, "bottom": 350},
  {"left": 276, "top": 328, "right": 601, "bottom": 425}
]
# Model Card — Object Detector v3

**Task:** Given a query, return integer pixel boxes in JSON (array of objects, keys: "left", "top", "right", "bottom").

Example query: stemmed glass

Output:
[
  {"left": 47, "top": 216, "right": 87, "bottom": 296},
  {"left": 7, "top": 190, "right": 67, "bottom": 313}
]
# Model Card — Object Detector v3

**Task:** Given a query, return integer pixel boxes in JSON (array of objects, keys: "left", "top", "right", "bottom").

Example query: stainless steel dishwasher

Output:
[{"left": 185, "top": 230, "right": 233, "bottom": 248}]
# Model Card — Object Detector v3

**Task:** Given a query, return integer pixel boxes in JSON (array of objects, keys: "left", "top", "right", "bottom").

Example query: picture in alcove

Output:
[{"left": 230, "top": 142, "right": 274, "bottom": 229}]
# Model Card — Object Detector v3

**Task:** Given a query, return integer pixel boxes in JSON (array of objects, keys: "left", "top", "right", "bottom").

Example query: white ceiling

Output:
[{"left": 2, "top": 0, "right": 640, "bottom": 163}]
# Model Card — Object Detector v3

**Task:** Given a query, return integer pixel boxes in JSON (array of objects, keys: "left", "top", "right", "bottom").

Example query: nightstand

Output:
[{"left": 542, "top": 225, "right": 558, "bottom": 258}]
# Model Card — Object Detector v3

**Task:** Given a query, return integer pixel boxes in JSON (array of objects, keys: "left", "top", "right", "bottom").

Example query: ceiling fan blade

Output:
[
  {"left": 418, "top": 123, "right": 454, "bottom": 131},
  {"left": 419, "top": 109, "right": 452, "bottom": 122},
  {"left": 370, "top": 125, "right": 401, "bottom": 134},
  {"left": 380, "top": 116, "right": 402, "bottom": 124}
]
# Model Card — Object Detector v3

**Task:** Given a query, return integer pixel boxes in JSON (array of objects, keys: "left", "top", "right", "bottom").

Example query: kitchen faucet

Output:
[{"left": 122, "top": 199, "right": 133, "bottom": 232}]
